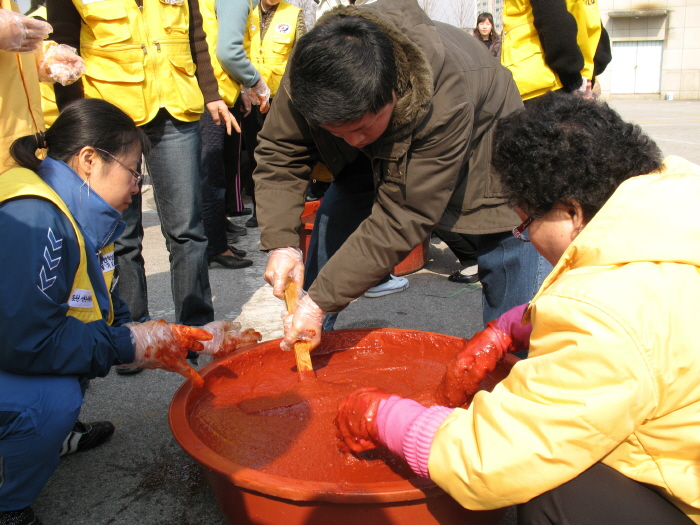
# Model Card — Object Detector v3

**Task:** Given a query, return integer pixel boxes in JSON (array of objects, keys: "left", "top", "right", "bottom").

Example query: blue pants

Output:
[
  {"left": 0, "top": 370, "right": 82, "bottom": 510},
  {"left": 115, "top": 110, "right": 214, "bottom": 326},
  {"left": 303, "top": 168, "right": 549, "bottom": 330}
]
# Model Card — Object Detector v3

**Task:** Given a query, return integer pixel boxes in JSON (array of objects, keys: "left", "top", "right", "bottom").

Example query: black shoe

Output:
[
  {"left": 116, "top": 366, "right": 144, "bottom": 375},
  {"left": 226, "top": 232, "right": 241, "bottom": 244},
  {"left": 228, "top": 207, "right": 252, "bottom": 217},
  {"left": 226, "top": 221, "right": 247, "bottom": 236},
  {"left": 60, "top": 421, "right": 115, "bottom": 456},
  {"left": 245, "top": 215, "right": 258, "bottom": 228},
  {"left": 208, "top": 253, "right": 253, "bottom": 269},
  {"left": 447, "top": 270, "right": 480, "bottom": 284},
  {"left": 0, "top": 507, "right": 43, "bottom": 525},
  {"left": 227, "top": 244, "right": 247, "bottom": 257}
]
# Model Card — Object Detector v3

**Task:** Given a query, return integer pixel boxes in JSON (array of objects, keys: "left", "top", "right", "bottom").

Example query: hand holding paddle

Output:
[{"left": 282, "top": 280, "right": 322, "bottom": 380}]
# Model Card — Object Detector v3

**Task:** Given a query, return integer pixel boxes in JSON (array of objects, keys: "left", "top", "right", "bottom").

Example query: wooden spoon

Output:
[{"left": 284, "top": 279, "right": 316, "bottom": 381}]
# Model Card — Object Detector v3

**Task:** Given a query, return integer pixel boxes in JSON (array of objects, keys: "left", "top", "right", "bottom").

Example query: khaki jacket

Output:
[
  {"left": 254, "top": 0, "right": 523, "bottom": 312},
  {"left": 429, "top": 157, "right": 700, "bottom": 524}
]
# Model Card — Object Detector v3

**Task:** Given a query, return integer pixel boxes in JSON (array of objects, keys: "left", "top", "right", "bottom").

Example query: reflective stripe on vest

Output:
[
  {"left": 0, "top": 168, "right": 114, "bottom": 324},
  {"left": 244, "top": 0, "right": 299, "bottom": 98},
  {"left": 72, "top": 0, "right": 204, "bottom": 125}
]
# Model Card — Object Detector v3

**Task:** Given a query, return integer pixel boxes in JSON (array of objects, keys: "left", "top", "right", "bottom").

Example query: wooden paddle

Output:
[{"left": 284, "top": 279, "right": 316, "bottom": 381}]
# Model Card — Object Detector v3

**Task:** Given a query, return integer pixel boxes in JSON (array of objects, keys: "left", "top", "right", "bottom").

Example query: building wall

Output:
[{"left": 597, "top": 0, "right": 700, "bottom": 100}]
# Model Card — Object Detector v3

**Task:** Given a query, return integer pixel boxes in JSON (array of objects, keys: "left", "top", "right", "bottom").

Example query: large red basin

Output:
[{"left": 169, "top": 329, "right": 512, "bottom": 525}]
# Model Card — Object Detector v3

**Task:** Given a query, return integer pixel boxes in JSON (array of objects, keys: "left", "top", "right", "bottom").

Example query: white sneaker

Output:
[{"left": 364, "top": 275, "right": 410, "bottom": 298}]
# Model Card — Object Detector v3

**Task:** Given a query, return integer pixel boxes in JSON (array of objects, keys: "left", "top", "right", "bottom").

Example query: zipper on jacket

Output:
[
  {"left": 139, "top": 6, "right": 163, "bottom": 105},
  {"left": 155, "top": 42, "right": 161, "bottom": 52},
  {"left": 141, "top": 44, "right": 147, "bottom": 54}
]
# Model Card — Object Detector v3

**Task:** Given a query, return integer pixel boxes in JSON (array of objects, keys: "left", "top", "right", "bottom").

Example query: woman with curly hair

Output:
[
  {"left": 334, "top": 92, "right": 700, "bottom": 524},
  {"left": 473, "top": 12, "right": 501, "bottom": 58}
]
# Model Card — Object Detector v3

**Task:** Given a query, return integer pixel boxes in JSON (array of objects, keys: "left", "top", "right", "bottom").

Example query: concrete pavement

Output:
[{"left": 32, "top": 99, "right": 700, "bottom": 524}]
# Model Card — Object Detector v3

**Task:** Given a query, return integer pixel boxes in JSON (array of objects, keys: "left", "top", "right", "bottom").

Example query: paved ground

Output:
[{"left": 32, "top": 100, "right": 700, "bottom": 524}]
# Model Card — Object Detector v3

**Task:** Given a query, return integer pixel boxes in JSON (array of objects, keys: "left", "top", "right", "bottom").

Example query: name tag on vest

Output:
[
  {"left": 69, "top": 289, "right": 94, "bottom": 309},
  {"left": 101, "top": 251, "right": 115, "bottom": 274}
]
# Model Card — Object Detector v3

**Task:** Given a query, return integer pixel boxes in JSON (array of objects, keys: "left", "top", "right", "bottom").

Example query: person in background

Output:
[
  {"left": 335, "top": 92, "right": 700, "bottom": 525},
  {"left": 473, "top": 12, "right": 500, "bottom": 59},
  {"left": 501, "top": 0, "right": 611, "bottom": 102},
  {"left": 0, "top": 99, "right": 258, "bottom": 525},
  {"left": 198, "top": 0, "right": 254, "bottom": 269},
  {"left": 48, "top": 0, "right": 235, "bottom": 333},
  {"left": 258, "top": 0, "right": 542, "bottom": 352},
  {"left": 0, "top": 2, "right": 49, "bottom": 173},
  {"left": 433, "top": 228, "right": 480, "bottom": 284}
]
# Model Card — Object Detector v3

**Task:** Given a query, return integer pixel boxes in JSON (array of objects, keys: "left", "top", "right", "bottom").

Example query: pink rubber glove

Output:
[
  {"left": 242, "top": 78, "right": 271, "bottom": 113},
  {"left": 0, "top": 9, "right": 51, "bottom": 53},
  {"left": 433, "top": 303, "right": 530, "bottom": 407},
  {"left": 264, "top": 247, "right": 305, "bottom": 300},
  {"left": 280, "top": 291, "right": 325, "bottom": 352}
]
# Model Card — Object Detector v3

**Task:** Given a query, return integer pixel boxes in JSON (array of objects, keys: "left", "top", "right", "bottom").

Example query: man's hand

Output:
[
  {"left": 0, "top": 9, "right": 51, "bottom": 53},
  {"left": 280, "top": 292, "right": 325, "bottom": 352},
  {"left": 264, "top": 247, "right": 305, "bottom": 300},
  {"left": 206, "top": 100, "right": 241, "bottom": 135},
  {"left": 242, "top": 78, "right": 271, "bottom": 113}
]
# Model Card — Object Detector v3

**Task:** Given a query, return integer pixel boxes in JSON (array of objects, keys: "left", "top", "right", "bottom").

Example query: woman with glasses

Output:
[
  {"left": 334, "top": 92, "right": 700, "bottom": 525},
  {"left": 0, "top": 98, "right": 259, "bottom": 525}
]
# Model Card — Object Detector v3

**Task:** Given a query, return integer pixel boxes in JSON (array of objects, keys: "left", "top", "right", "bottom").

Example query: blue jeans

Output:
[
  {"left": 478, "top": 232, "right": 552, "bottom": 325},
  {"left": 115, "top": 110, "right": 214, "bottom": 325},
  {"left": 0, "top": 371, "right": 83, "bottom": 510}
]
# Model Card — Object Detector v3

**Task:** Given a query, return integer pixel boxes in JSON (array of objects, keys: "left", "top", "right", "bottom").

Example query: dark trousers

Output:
[
  {"left": 518, "top": 463, "right": 693, "bottom": 525},
  {"left": 228, "top": 100, "right": 265, "bottom": 215},
  {"left": 434, "top": 228, "right": 479, "bottom": 267}
]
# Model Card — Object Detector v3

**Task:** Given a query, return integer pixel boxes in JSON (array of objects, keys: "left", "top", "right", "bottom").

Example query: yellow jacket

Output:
[
  {"left": 501, "top": 0, "right": 601, "bottom": 100},
  {"left": 199, "top": 0, "right": 241, "bottom": 107},
  {"left": 243, "top": 0, "right": 299, "bottom": 97},
  {"left": 429, "top": 156, "right": 700, "bottom": 523},
  {"left": 72, "top": 0, "right": 204, "bottom": 125},
  {"left": 0, "top": 0, "right": 45, "bottom": 173}
]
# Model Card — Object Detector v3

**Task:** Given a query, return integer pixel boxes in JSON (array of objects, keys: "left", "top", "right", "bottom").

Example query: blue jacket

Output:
[{"left": 0, "top": 158, "right": 136, "bottom": 379}]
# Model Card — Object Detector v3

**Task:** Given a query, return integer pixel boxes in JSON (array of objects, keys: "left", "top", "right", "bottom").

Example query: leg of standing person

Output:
[
  {"left": 230, "top": 100, "right": 264, "bottom": 223},
  {"left": 434, "top": 228, "right": 480, "bottom": 283},
  {"left": 141, "top": 110, "right": 214, "bottom": 326},
  {"left": 477, "top": 232, "right": 551, "bottom": 325},
  {"left": 0, "top": 371, "right": 82, "bottom": 518},
  {"left": 518, "top": 463, "right": 695, "bottom": 525}
]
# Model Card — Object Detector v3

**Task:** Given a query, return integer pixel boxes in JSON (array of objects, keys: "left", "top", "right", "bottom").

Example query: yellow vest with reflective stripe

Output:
[
  {"left": 199, "top": 0, "right": 241, "bottom": 107},
  {"left": 0, "top": 168, "right": 115, "bottom": 324},
  {"left": 72, "top": 0, "right": 204, "bottom": 125},
  {"left": 501, "top": 0, "right": 602, "bottom": 101},
  {"left": 244, "top": 1, "right": 299, "bottom": 98}
]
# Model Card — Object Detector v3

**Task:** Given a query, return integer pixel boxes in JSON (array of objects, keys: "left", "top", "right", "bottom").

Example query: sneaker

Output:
[
  {"left": 0, "top": 507, "right": 43, "bottom": 525},
  {"left": 60, "top": 420, "right": 115, "bottom": 456},
  {"left": 364, "top": 275, "right": 409, "bottom": 298}
]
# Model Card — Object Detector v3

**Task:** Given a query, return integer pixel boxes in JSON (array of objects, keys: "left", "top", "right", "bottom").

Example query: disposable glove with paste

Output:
[{"left": 0, "top": 9, "right": 51, "bottom": 53}]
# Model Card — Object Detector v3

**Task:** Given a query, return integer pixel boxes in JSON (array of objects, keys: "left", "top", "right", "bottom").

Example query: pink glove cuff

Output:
[
  {"left": 377, "top": 396, "right": 428, "bottom": 457},
  {"left": 493, "top": 303, "right": 531, "bottom": 351},
  {"left": 403, "top": 406, "right": 453, "bottom": 478}
]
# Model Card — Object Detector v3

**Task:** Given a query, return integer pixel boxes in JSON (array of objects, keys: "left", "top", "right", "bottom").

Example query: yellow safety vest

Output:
[
  {"left": 199, "top": 0, "right": 241, "bottom": 107},
  {"left": 72, "top": 0, "right": 205, "bottom": 125},
  {"left": 28, "top": 7, "right": 60, "bottom": 128},
  {"left": 243, "top": 0, "right": 299, "bottom": 98},
  {"left": 501, "top": 0, "right": 602, "bottom": 101},
  {"left": 0, "top": 168, "right": 115, "bottom": 324},
  {"left": 0, "top": 0, "right": 44, "bottom": 174}
]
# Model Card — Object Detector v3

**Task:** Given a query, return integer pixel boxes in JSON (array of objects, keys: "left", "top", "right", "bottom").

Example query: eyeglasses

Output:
[
  {"left": 512, "top": 215, "right": 534, "bottom": 242},
  {"left": 94, "top": 148, "right": 143, "bottom": 184}
]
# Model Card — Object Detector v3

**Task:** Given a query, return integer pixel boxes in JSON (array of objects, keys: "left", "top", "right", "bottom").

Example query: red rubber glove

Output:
[
  {"left": 126, "top": 320, "right": 213, "bottom": 387},
  {"left": 335, "top": 386, "right": 393, "bottom": 454},
  {"left": 433, "top": 304, "right": 530, "bottom": 407}
]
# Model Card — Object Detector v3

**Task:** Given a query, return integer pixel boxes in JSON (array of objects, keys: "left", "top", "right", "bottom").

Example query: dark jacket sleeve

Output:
[
  {"left": 530, "top": 0, "right": 583, "bottom": 92},
  {"left": 0, "top": 199, "right": 135, "bottom": 378},
  {"left": 189, "top": 0, "right": 221, "bottom": 103},
  {"left": 593, "top": 26, "right": 612, "bottom": 78},
  {"left": 47, "top": 0, "right": 84, "bottom": 109}
]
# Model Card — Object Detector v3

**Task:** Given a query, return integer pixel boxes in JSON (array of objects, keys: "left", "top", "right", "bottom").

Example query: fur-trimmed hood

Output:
[{"left": 316, "top": 3, "right": 434, "bottom": 144}]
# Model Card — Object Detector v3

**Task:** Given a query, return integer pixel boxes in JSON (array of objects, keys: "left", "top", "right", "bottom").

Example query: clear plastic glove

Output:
[
  {"left": 196, "top": 320, "right": 262, "bottom": 366},
  {"left": 126, "top": 319, "right": 213, "bottom": 387},
  {"left": 264, "top": 247, "right": 305, "bottom": 300},
  {"left": 280, "top": 291, "right": 326, "bottom": 352},
  {"left": 335, "top": 386, "right": 393, "bottom": 454},
  {"left": 433, "top": 303, "right": 530, "bottom": 407},
  {"left": 37, "top": 42, "right": 86, "bottom": 85},
  {"left": 0, "top": 9, "right": 52, "bottom": 53},
  {"left": 242, "top": 77, "right": 271, "bottom": 113}
]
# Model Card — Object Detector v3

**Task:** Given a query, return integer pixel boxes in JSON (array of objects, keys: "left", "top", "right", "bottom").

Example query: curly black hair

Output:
[{"left": 492, "top": 92, "right": 663, "bottom": 221}]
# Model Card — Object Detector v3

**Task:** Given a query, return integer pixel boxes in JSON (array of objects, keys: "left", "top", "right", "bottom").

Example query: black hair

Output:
[
  {"left": 10, "top": 98, "right": 150, "bottom": 172},
  {"left": 289, "top": 15, "right": 397, "bottom": 126},
  {"left": 473, "top": 12, "right": 498, "bottom": 41},
  {"left": 492, "top": 92, "right": 663, "bottom": 222}
]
